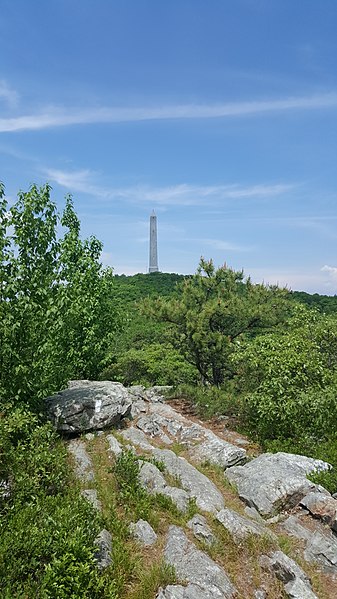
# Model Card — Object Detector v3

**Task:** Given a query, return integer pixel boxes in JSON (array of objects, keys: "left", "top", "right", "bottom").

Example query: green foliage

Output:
[
  {"left": 0, "top": 183, "right": 122, "bottom": 408},
  {"left": 172, "top": 383, "right": 240, "bottom": 420},
  {"left": 143, "top": 258, "right": 291, "bottom": 386},
  {"left": 0, "top": 406, "right": 117, "bottom": 599},
  {"left": 235, "top": 307, "right": 337, "bottom": 440},
  {"left": 101, "top": 343, "right": 198, "bottom": 386}
]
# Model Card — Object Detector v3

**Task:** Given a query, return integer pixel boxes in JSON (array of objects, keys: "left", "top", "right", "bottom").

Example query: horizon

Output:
[{"left": 1, "top": 1, "right": 337, "bottom": 294}]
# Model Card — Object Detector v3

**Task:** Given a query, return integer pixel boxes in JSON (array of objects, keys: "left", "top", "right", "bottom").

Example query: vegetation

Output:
[{"left": 2, "top": 180, "right": 337, "bottom": 596}]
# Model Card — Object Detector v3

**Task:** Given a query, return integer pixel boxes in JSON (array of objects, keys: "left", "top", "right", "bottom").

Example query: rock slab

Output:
[
  {"left": 129, "top": 518, "right": 157, "bottom": 546},
  {"left": 161, "top": 525, "right": 237, "bottom": 599}
]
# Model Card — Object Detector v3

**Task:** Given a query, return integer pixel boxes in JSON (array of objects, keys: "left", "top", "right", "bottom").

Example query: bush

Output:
[
  {"left": 0, "top": 406, "right": 117, "bottom": 598},
  {"left": 100, "top": 343, "right": 198, "bottom": 386}
]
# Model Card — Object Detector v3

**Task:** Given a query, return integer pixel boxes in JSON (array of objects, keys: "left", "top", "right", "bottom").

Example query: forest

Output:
[{"left": 1, "top": 184, "right": 337, "bottom": 597}]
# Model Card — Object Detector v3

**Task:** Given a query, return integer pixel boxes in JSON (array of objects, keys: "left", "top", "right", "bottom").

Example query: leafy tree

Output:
[
  {"left": 0, "top": 183, "right": 122, "bottom": 407},
  {"left": 142, "top": 258, "right": 291, "bottom": 386},
  {"left": 234, "top": 306, "right": 337, "bottom": 439}
]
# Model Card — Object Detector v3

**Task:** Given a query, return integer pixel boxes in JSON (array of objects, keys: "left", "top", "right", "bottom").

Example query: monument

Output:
[{"left": 149, "top": 210, "right": 159, "bottom": 273}]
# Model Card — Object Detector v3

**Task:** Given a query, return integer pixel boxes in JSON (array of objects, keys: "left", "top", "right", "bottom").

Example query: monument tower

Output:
[{"left": 149, "top": 210, "right": 159, "bottom": 273}]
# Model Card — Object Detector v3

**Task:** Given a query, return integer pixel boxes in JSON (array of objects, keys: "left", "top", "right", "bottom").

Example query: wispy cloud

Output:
[
  {"left": 201, "top": 238, "right": 253, "bottom": 252},
  {"left": 0, "top": 80, "right": 19, "bottom": 108},
  {"left": 1, "top": 93, "right": 337, "bottom": 132},
  {"left": 321, "top": 265, "right": 337, "bottom": 280},
  {"left": 44, "top": 167, "right": 295, "bottom": 206}
]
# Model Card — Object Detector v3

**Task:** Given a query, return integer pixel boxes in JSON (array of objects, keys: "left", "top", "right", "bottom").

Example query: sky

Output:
[{"left": 1, "top": 0, "right": 337, "bottom": 294}]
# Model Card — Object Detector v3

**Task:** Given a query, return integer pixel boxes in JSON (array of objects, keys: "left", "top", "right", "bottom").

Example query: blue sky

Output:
[{"left": 1, "top": 0, "right": 337, "bottom": 293}]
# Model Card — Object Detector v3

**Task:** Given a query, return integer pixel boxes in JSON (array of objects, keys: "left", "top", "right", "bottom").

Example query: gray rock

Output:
[
  {"left": 85, "top": 432, "right": 95, "bottom": 441},
  {"left": 121, "top": 427, "right": 225, "bottom": 513},
  {"left": 46, "top": 380, "right": 132, "bottom": 433},
  {"left": 67, "top": 439, "right": 94, "bottom": 482},
  {"left": 284, "top": 578, "right": 318, "bottom": 599},
  {"left": 131, "top": 399, "right": 148, "bottom": 418},
  {"left": 216, "top": 508, "right": 277, "bottom": 544},
  {"left": 260, "top": 550, "right": 311, "bottom": 585},
  {"left": 137, "top": 414, "right": 173, "bottom": 444},
  {"left": 147, "top": 402, "right": 246, "bottom": 468},
  {"left": 0, "top": 479, "right": 11, "bottom": 501},
  {"left": 189, "top": 435, "right": 246, "bottom": 469},
  {"left": 106, "top": 434, "right": 123, "bottom": 456},
  {"left": 244, "top": 506, "right": 265, "bottom": 523},
  {"left": 187, "top": 514, "right": 216, "bottom": 546},
  {"left": 138, "top": 460, "right": 190, "bottom": 512},
  {"left": 121, "top": 426, "right": 154, "bottom": 451},
  {"left": 254, "top": 591, "right": 267, "bottom": 599},
  {"left": 81, "top": 489, "right": 102, "bottom": 511},
  {"left": 94, "top": 528, "right": 112, "bottom": 570},
  {"left": 162, "top": 526, "right": 237, "bottom": 598},
  {"left": 283, "top": 515, "right": 337, "bottom": 573},
  {"left": 152, "top": 448, "right": 225, "bottom": 513},
  {"left": 226, "top": 452, "right": 330, "bottom": 518},
  {"left": 300, "top": 491, "right": 337, "bottom": 532},
  {"left": 129, "top": 519, "right": 157, "bottom": 546},
  {"left": 260, "top": 550, "right": 318, "bottom": 598}
]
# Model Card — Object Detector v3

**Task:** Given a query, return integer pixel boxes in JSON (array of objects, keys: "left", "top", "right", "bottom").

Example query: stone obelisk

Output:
[{"left": 149, "top": 210, "right": 159, "bottom": 273}]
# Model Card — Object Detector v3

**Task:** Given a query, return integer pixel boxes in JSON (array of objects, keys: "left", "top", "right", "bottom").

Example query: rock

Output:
[
  {"left": 284, "top": 578, "right": 318, "bottom": 599},
  {"left": 156, "top": 585, "right": 198, "bottom": 598},
  {"left": 300, "top": 491, "right": 337, "bottom": 532},
  {"left": 129, "top": 519, "right": 157, "bottom": 546},
  {"left": 162, "top": 525, "right": 237, "bottom": 598},
  {"left": 46, "top": 380, "right": 132, "bottom": 433},
  {"left": 138, "top": 460, "right": 190, "bottom": 512},
  {"left": 0, "top": 479, "right": 11, "bottom": 501},
  {"left": 260, "top": 550, "right": 318, "bottom": 598},
  {"left": 121, "top": 428, "right": 225, "bottom": 513},
  {"left": 151, "top": 448, "right": 225, "bottom": 513},
  {"left": 283, "top": 515, "right": 337, "bottom": 573},
  {"left": 189, "top": 435, "right": 246, "bottom": 469},
  {"left": 226, "top": 452, "right": 330, "bottom": 518},
  {"left": 260, "top": 550, "right": 311, "bottom": 585},
  {"left": 94, "top": 528, "right": 112, "bottom": 570},
  {"left": 81, "top": 489, "right": 102, "bottom": 511},
  {"left": 216, "top": 508, "right": 277, "bottom": 544},
  {"left": 85, "top": 432, "right": 95, "bottom": 441},
  {"left": 146, "top": 402, "right": 246, "bottom": 468},
  {"left": 67, "top": 439, "right": 94, "bottom": 482},
  {"left": 244, "top": 506, "right": 265, "bottom": 523},
  {"left": 137, "top": 414, "right": 173, "bottom": 444},
  {"left": 106, "top": 434, "right": 123, "bottom": 457},
  {"left": 121, "top": 426, "right": 154, "bottom": 451},
  {"left": 145, "top": 386, "right": 172, "bottom": 401},
  {"left": 187, "top": 514, "right": 216, "bottom": 545},
  {"left": 254, "top": 591, "right": 267, "bottom": 599}
]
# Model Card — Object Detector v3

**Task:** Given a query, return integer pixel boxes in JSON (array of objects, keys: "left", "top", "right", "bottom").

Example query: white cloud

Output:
[
  {"left": 200, "top": 238, "right": 253, "bottom": 252},
  {"left": 0, "top": 80, "right": 19, "bottom": 108},
  {"left": 1, "top": 92, "right": 337, "bottom": 132},
  {"left": 43, "top": 167, "right": 294, "bottom": 206},
  {"left": 321, "top": 265, "right": 337, "bottom": 279}
]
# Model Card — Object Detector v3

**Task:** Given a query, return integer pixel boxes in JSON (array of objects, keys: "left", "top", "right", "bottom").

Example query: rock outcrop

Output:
[{"left": 226, "top": 452, "right": 330, "bottom": 518}]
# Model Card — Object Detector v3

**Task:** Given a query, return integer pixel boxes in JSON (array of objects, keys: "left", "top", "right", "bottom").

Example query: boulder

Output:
[
  {"left": 284, "top": 578, "right": 318, "bottom": 599},
  {"left": 300, "top": 491, "right": 337, "bottom": 532},
  {"left": 161, "top": 525, "right": 237, "bottom": 598},
  {"left": 46, "top": 380, "right": 132, "bottom": 433},
  {"left": 282, "top": 515, "right": 337, "bottom": 573},
  {"left": 138, "top": 460, "right": 190, "bottom": 512},
  {"left": 67, "top": 439, "right": 94, "bottom": 482},
  {"left": 187, "top": 514, "right": 216, "bottom": 546},
  {"left": 226, "top": 452, "right": 330, "bottom": 518},
  {"left": 216, "top": 508, "right": 277, "bottom": 544},
  {"left": 129, "top": 519, "right": 157, "bottom": 546},
  {"left": 94, "top": 528, "right": 112, "bottom": 570},
  {"left": 81, "top": 489, "right": 102, "bottom": 511},
  {"left": 106, "top": 434, "right": 123, "bottom": 457}
]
